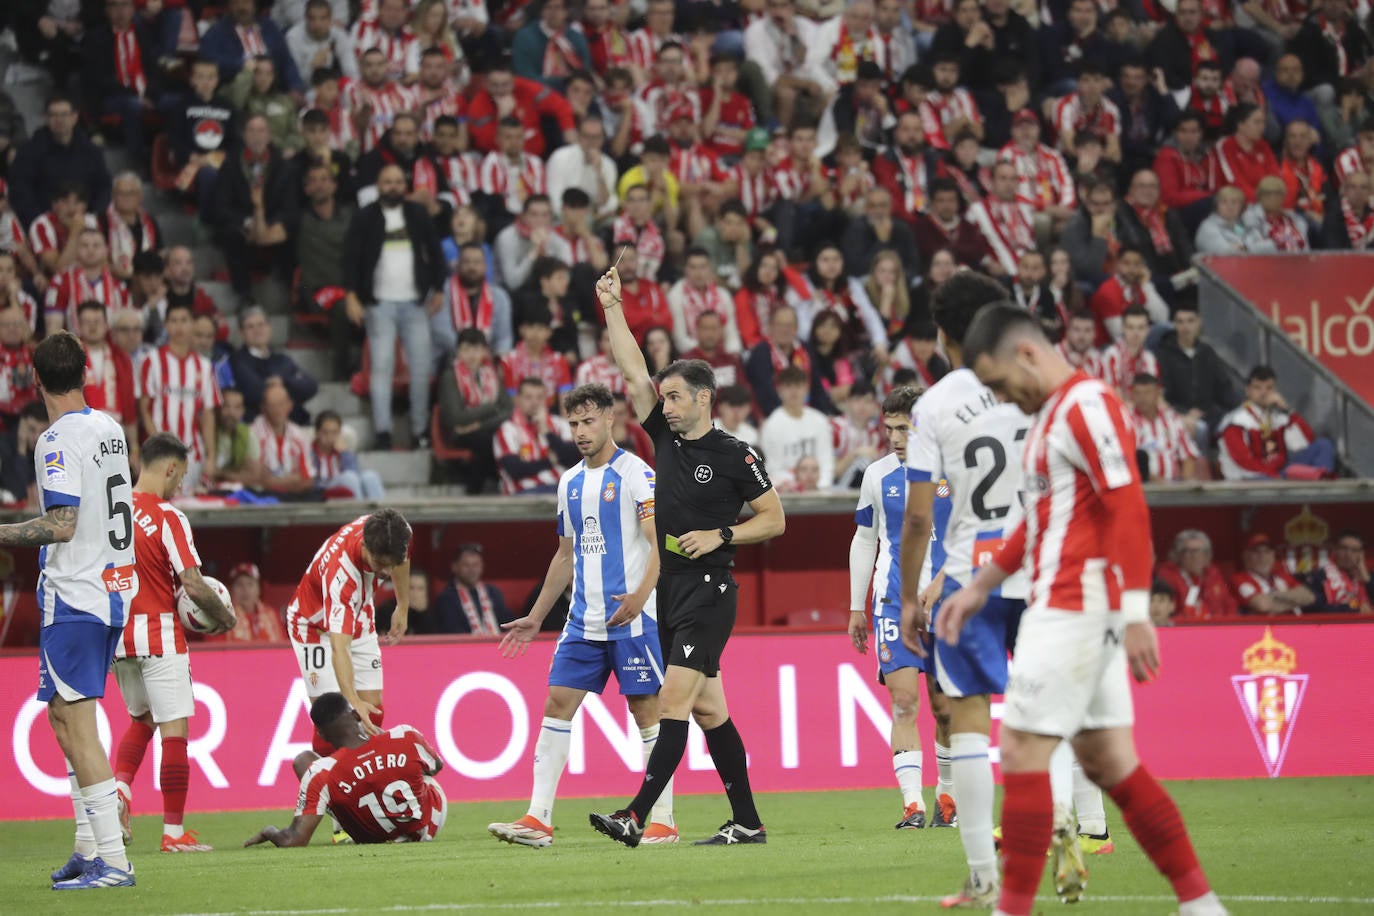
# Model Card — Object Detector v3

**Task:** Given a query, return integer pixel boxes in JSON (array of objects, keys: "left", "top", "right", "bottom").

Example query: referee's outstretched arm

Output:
[{"left": 596, "top": 268, "right": 658, "bottom": 423}]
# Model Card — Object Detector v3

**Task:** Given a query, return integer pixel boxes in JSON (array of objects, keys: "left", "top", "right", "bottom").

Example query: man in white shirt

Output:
[
  {"left": 286, "top": 0, "right": 358, "bottom": 84},
  {"left": 546, "top": 115, "right": 620, "bottom": 223},
  {"left": 667, "top": 248, "right": 742, "bottom": 354},
  {"left": 761, "top": 366, "right": 835, "bottom": 489},
  {"left": 743, "top": 0, "right": 835, "bottom": 128}
]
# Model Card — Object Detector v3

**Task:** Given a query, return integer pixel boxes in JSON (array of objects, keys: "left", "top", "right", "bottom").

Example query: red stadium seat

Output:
[
  {"left": 151, "top": 134, "right": 181, "bottom": 193},
  {"left": 430, "top": 406, "right": 474, "bottom": 464}
]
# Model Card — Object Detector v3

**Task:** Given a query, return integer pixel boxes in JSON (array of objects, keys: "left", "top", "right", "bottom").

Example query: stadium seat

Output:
[
  {"left": 430, "top": 406, "right": 473, "bottom": 464},
  {"left": 150, "top": 134, "right": 181, "bottom": 193}
]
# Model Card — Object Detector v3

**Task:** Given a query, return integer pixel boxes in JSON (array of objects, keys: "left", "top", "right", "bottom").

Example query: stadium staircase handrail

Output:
[{"left": 1196, "top": 255, "right": 1374, "bottom": 478}]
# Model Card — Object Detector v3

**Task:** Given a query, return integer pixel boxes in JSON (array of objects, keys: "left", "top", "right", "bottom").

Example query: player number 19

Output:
[{"left": 358, "top": 779, "right": 422, "bottom": 831}]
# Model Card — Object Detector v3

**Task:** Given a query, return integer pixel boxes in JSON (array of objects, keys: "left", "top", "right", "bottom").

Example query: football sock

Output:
[
  {"left": 641, "top": 724, "right": 675, "bottom": 827},
  {"left": 935, "top": 742, "right": 955, "bottom": 801},
  {"left": 114, "top": 720, "right": 154, "bottom": 785},
  {"left": 68, "top": 763, "right": 95, "bottom": 858},
  {"left": 1108, "top": 765, "right": 1210, "bottom": 903},
  {"left": 892, "top": 750, "right": 925, "bottom": 810},
  {"left": 82, "top": 778, "right": 130, "bottom": 870},
  {"left": 704, "top": 718, "right": 762, "bottom": 829},
  {"left": 1073, "top": 760, "right": 1108, "bottom": 835},
  {"left": 161, "top": 736, "right": 189, "bottom": 833},
  {"left": 1177, "top": 891, "right": 1227, "bottom": 915},
  {"left": 997, "top": 771, "right": 1054, "bottom": 916},
  {"left": 628, "top": 717, "right": 688, "bottom": 826},
  {"left": 526, "top": 717, "right": 572, "bottom": 825},
  {"left": 1049, "top": 741, "right": 1074, "bottom": 825},
  {"left": 311, "top": 730, "right": 335, "bottom": 757},
  {"left": 950, "top": 732, "right": 997, "bottom": 891}
]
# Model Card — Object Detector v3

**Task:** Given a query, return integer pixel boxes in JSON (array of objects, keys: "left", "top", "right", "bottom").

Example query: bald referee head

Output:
[{"left": 962, "top": 302, "right": 1073, "bottom": 416}]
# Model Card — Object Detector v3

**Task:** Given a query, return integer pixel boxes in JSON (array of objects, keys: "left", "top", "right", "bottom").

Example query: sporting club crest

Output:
[{"left": 1231, "top": 628, "right": 1308, "bottom": 778}]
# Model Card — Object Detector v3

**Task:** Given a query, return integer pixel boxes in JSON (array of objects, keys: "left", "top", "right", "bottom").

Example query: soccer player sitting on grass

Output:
[{"left": 244, "top": 692, "right": 447, "bottom": 847}]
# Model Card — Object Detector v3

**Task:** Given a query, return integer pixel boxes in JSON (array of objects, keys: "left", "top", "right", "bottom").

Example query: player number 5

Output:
[
  {"left": 359, "top": 779, "right": 422, "bottom": 831},
  {"left": 106, "top": 474, "right": 132, "bottom": 550}
]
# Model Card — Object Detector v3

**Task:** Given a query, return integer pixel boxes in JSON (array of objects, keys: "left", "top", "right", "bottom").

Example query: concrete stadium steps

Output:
[
  {"left": 193, "top": 244, "right": 228, "bottom": 280},
  {"left": 286, "top": 345, "right": 332, "bottom": 380},
  {"left": 304, "top": 381, "right": 362, "bottom": 418},
  {"left": 358, "top": 448, "right": 430, "bottom": 486}
]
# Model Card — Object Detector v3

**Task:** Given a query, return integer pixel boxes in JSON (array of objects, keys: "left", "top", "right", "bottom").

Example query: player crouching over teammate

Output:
[
  {"left": 941, "top": 304, "right": 1226, "bottom": 916},
  {"left": 112, "top": 432, "right": 236, "bottom": 853},
  {"left": 848, "top": 385, "right": 956, "bottom": 830},
  {"left": 489, "top": 383, "right": 677, "bottom": 848},
  {"left": 244, "top": 692, "right": 447, "bottom": 847}
]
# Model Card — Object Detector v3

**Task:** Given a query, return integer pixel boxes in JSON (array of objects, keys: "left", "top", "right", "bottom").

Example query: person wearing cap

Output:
[
  {"left": 433, "top": 544, "right": 515, "bottom": 635},
  {"left": 1154, "top": 529, "right": 1239, "bottom": 620},
  {"left": 1232, "top": 534, "right": 1315, "bottom": 616},
  {"left": 998, "top": 109, "right": 1075, "bottom": 242},
  {"left": 211, "top": 564, "right": 289, "bottom": 643}
]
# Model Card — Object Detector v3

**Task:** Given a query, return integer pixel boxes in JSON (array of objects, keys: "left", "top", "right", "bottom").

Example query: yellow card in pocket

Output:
[{"left": 665, "top": 534, "right": 691, "bottom": 558}]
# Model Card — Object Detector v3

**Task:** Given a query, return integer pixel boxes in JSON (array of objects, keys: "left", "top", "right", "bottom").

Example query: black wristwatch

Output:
[{"left": 718, "top": 526, "right": 734, "bottom": 545}]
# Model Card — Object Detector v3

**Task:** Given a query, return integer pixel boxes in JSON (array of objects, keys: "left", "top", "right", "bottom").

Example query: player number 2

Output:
[
  {"left": 105, "top": 474, "right": 132, "bottom": 550},
  {"left": 963, "top": 437, "right": 1010, "bottom": 522},
  {"left": 359, "top": 779, "right": 422, "bottom": 831}
]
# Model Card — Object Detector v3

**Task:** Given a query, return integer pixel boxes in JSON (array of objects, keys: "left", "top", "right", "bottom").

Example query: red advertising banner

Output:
[
  {"left": 1205, "top": 254, "right": 1374, "bottom": 406},
  {"left": 3, "top": 626, "right": 1371, "bottom": 820}
]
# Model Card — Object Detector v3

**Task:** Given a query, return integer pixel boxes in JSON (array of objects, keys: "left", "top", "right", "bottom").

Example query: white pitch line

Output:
[{"left": 173, "top": 893, "right": 1374, "bottom": 915}]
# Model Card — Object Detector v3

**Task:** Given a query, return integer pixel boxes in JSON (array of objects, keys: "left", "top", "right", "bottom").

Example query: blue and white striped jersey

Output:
[
  {"left": 556, "top": 449, "right": 657, "bottom": 641},
  {"left": 854, "top": 453, "right": 952, "bottom": 611}
]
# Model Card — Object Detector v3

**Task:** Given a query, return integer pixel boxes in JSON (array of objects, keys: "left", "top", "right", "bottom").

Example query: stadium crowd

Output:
[{"left": 0, "top": 0, "right": 1366, "bottom": 500}]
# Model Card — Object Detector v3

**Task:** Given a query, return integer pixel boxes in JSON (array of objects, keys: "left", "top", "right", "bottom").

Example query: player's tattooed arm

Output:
[
  {"left": 181, "top": 566, "right": 237, "bottom": 632},
  {"left": 0, "top": 505, "right": 78, "bottom": 546}
]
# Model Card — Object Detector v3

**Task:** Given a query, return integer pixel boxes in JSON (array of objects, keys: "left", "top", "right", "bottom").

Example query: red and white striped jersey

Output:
[
  {"left": 140, "top": 346, "right": 220, "bottom": 460},
  {"left": 1053, "top": 93, "right": 1122, "bottom": 145},
  {"left": 774, "top": 157, "right": 827, "bottom": 202},
  {"left": 966, "top": 197, "right": 1036, "bottom": 276},
  {"left": 832, "top": 415, "right": 884, "bottom": 463},
  {"left": 715, "top": 161, "right": 779, "bottom": 219},
  {"left": 295, "top": 724, "right": 444, "bottom": 844},
  {"left": 635, "top": 81, "right": 700, "bottom": 137},
  {"left": 1130, "top": 404, "right": 1200, "bottom": 481},
  {"left": 350, "top": 20, "right": 420, "bottom": 82},
  {"left": 45, "top": 266, "right": 129, "bottom": 328},
  {"left": 117, "top": 490, "right": 201, "bottom": 658},
  {"left": 493, "top": 413, "right": 572, "bottom": 495},
  {"left": 250, "top": 415, "right": 312, "bottom": 481},
  {"left": 287, "top": 515, "right": 403, "bottom": 643},
  {"left": 500, "top": 345, "right": 572, "bottom": 398},
  {"left": 435, "top": 152, "right": 480, "bottom": 206},
  {"left": 479, "top": 151, "right": 547, "bottom": 216},
  {"left": 29, "top": 211, "right": 98, "bottom": 259},
  {"left": 344, "top": 80, "right": 421, "bottom": 153},
  {"left": 0, "top": 210, "right": 26, "bottom": 255},
  {"left": 1009, "top": 373, "right": 1149, "bottom": 613},
  {"left": 1335, "top": 146, "right": 1365, "bottom": 186},
  {"left": 997, "top": 142, "right": 1075, "bottom": 211},
  {"left": 919, "top": 90, "right": 981, "bottom": 150},
  {"left": 574, "top": 353, "right": 627, "bottom": 395},
  {"left": 668, "top": 141, "right": 715, "bottom": 186},
  {"left": 418, "top": 84, "right": 465, "bottom": 138},
  {"left": 1232, "top": 566, "right": 1302, "bottom": 606},
  {"left": 1095, "top": 342, "right": 1159, "bottom": 394},
  {"left": 0, "top": 343, "right": 37, "bottom": 416},
  {"left": 627, "top": 28, "right": 685, "bottom": 71},
  {"left": 1054, "top": 341, "right": 1102, "bottom": 377}
]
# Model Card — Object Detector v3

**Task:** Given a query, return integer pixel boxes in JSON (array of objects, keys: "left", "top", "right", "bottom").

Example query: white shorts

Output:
[
  {"left": 113, "top": 654, "right": 196, "bottom": 723},
  {"left": 292, "top": 632, "right": 383, "bottom": 699},
  {"left": 1001, "top": 608, "right": 1134, "bottom": 740}
]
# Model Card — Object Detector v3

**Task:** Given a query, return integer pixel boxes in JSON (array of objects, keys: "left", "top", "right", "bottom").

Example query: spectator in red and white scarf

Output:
[
  {"left": 1242, "top": 174, "right": 1311, "bottom": 252},
  {"left": 1287, "top": 0, "right": 1374, "bottom": 101},
  {"left": 434, "top": 544, "right": 516, "bottom": 634},
  {"left": 965, "top": 159, "right": 1037, "bottom": 277},
  {"left": 611, "top": 181, "right": 668, "bottom": 283},
  {"left": 82, "top": 0, "right": 162, "bottom": 166},
  {"left": 575, "top": 326, "right": 626, "bottom": 396},
  {"left": 499, "top": 304, "right": 573, "bottom": 404},
  {"left": 1218, "top": 364, "right": 1334, "bottom": 481},
  {"left": 1321, "top": 168, "right": 1374, "bottom": 248},
  {"left": 200, "top": 0, "right": 304, "bottom": 92},
  {"left": 1121, "top": 167, "right": 1195, "bottom": 282},
  {"left": 872, "top": 109, "right": 944, "bottom": 226},
  {"left": 575, "top": 0, "right": 632, "bottom": 76},
  {"left": 1095, "top": 304, "right": 1161, "bottom": 397},
  {"left": 1306, "top": 531, "right": 1374, "bottom": 614},
  {"left": 998, "top": 109, "right": 1075, "bottom": 227},
  {"left": 612, "top": 245, "right": 671, "bottom": 344},
  {"left": 441, "top": 241, "right": 513, "bottom": 358},
  {"left": 349, "top": 0, "right": 420, "bottom": 83},
  {"left": 437, "top": 328, "right": 513, "bottom": 492},
  {"left": 357, "top": 114, "right": 451, "bottom": 223},
  {"left": 492, "top": 377, "right": 579, "bottom": 495},
  {"left": 920, "top": 51, "right": 984, "bottom": 147},
  {"left": 480, "top": 116, "right": 549, "bottom": 219},
  {"left": 511, "top": 0, "right": 591, "bottom": 92},
  {"left": 414, "top": 47, "right": 467, "bottom": 140},
  {"left": 310, "top": 409, "right": 386, "bottom": 500},
  {"left": 0, "top": 305, "right": 37, "bottom": 428},
  {"left": 554, "top": 188, "right": 609, "bottom": 273},
  {"left": 1088, "top": 246, "right": 1169, "bottom": 346},
  {"left": 1053, "top": 62, "right": 1122, "bottom": 162},
  {"left": 745, "top": 304, "right": 811, "bottom": 416},
  {"left": 100, "top": 172, "right": 161, "bottom": 283},
  {"left": 45, "top": 228, "right": 130, "bottom": 335},
  {"left": 1129, "top": 373, "right": 1200, "bottom": 482},
  {"left": 1274, "top": 119, "right": 1325, "bottom": 226},
  {"left": 668, "top": 248, "right": 744, "bottom": 354},
  {"left": 1232, "top": 533, "right": 1315, "bottom": 616}
]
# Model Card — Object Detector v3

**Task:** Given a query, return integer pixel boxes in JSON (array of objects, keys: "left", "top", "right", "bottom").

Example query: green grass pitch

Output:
[{"left": 2, "top": 778, "right": 1371, "bottom": 915}]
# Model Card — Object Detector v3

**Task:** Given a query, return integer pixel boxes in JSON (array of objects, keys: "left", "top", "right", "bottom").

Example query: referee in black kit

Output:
[{"left": 588, "top": 266, "right": 786, "bottom": 848}]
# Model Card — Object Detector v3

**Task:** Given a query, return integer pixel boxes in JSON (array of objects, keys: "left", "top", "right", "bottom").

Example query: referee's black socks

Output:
[
  {"left": 629, "top": 717, "right": 689, "bottom": 825},
  {"left": 704, "top": 718, "right": 762, "bottom": 830}
]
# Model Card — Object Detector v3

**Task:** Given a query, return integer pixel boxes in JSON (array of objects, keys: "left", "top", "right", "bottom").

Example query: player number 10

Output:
[{"left": 358, "top": 779, "right": 422, "bottom": 831}]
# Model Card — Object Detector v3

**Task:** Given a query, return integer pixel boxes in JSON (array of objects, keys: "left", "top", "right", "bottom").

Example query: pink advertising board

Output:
[{"left": 3, "top": 625, "right": 1370, "bottom": 820}]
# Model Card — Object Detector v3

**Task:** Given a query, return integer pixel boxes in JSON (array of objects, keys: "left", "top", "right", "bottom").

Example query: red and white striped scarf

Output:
[
  {"left": 84, "top": 345, "right": 120, "bottom": 416},
  {"left": 311, "top": 445, "right": 342, "bottom": 483},
  {"left": 894, "top": 151, "right": 929, "bottom": 214},
  {"left": 1343, "top": 197, "right": 1374, "bottom": 248},
  {"left": 731, "top": 164, "right": 775, "bottom": 218},
  {"left": 457, "top": 583, "right": 501, "bottom": 635},
  {"left": 1134, "top": 203, "right": 1174, "bottom": 254},
  {"left": 1265, "top": 212, "right": 1307, "bottom": 251},
  {"left": 987, "top": 198, "right": 1035, "bottom": 253},
  {"left": 745, "top": 289, "right": 784, "bottom": 338},
  {"left": 542, "top": 25, "right": 582, "bottom": 78},
  {"left": 1320, "top": 15, "right": 1350, "bottom": 76},
  {"left": 437, "top": 154, "right": 475, "bottom": 205},
  {"left": 555, "top": 226, "right": 593, "bottom": 263},
  {"left": 613, "top": 215, "right": 665, "bottom": 274},
  {"left": 454, "top": 359, "right": 500, "bottom": 406},
  {"left": 105, "top": 204, "right": 157, "bottom": 277},
  {"left": 114, "top": 26, "right": 147, "bottom": 97},
  {"left": 449, "top": 277, "right": 493, "bottom": 335},
  {"left": 680, "top": 282, "right": 723, "bottom": 331},
  {"left": 237, "top": 23, "right": 266, "bottom": 59},
  {"left": 383, "top": 147, "right": 438, "bottom": 196},
  {"left": 770, "top": 339, "right": 811, "bottom": 377}
]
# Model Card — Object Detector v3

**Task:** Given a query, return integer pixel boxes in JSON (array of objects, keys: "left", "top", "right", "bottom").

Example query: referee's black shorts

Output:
[{"left": 656, "top": 569, "right": 737, "bottom": 677}]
